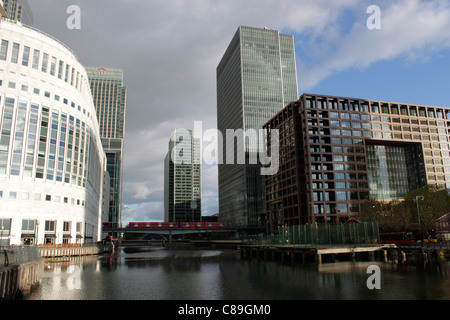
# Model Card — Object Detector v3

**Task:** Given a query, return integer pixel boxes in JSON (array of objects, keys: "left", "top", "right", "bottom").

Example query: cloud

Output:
[
  {"left": 29, "top": 0, "right": 450, "bottom": 224},
  {"left": 300, "top": 0, "right": 450, "bottom": 90}
]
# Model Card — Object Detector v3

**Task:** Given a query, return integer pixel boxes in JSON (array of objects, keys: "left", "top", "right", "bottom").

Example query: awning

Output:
[
  {"left": 44, "top": 234, "right": 56, "bottom": 238},
  {"left": 21, "top": 233, "right": 35, "bottom": 238},
  {"left": 63, "top": 234, "right": 72, "bottom": 238}
]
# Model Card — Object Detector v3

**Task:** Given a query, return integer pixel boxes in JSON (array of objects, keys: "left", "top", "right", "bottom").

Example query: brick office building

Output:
[{"left": 264, "top": 93, "right": 450, "bottom": 233}]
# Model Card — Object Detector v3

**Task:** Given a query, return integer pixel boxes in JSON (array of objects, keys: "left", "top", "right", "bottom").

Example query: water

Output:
[{"left": 24, "top": 245, "right": 450, "bottom": 300}]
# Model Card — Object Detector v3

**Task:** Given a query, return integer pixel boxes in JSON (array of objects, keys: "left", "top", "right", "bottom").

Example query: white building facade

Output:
[{"left": 0, "top": 19, "right": 106, "bottom": 245}]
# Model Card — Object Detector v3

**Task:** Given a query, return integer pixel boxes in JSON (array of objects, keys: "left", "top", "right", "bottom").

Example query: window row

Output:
[
  {"left": 0, "top": 96, "right": 91, "bottom": 186},
  {"left": 1, "top": 78, "right": 92, "bottom": 120},
  {"left": 0, "top": 190, "right": 85, "bottom": 206},
  {"left": 0, "top": 39, "right": 85, "bottom": 92},
  {"left": 305, "top": 97, "right": 450, "bottom": 120}
]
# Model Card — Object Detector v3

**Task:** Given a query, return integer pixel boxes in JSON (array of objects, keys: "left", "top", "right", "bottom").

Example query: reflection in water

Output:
[{"left": 25, "top": 246, "right": 450, "bottom": 300}]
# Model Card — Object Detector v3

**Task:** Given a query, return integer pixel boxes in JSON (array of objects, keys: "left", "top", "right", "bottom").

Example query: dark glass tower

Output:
[
  {"left": 164, "top": 129, "right": 201, "bottom": 222},
  {"left": 216, "top": 26, "right": 298, "bottom": 227}
]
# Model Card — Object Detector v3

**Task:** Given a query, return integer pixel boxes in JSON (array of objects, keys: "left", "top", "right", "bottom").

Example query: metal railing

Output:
[
  {"left": 245, "top": 222, "right": 380, "bottom": 246},
  {"left": 0, "top": 246, "right": 41, "bottom": 267},
  {"left": 401, "top": 241, "right": 450, "bottom": 250}
]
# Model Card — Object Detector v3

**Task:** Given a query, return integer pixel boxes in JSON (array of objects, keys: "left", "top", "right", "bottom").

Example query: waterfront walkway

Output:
[
  {"left": 240, "top": 244, "right": 391, "bottom": 264},
  {"left": 240, "top": 242, "right": 450, "bottom": 264}
]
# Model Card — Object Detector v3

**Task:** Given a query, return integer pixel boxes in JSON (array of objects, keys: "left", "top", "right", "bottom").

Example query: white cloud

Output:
[
  {"left": 30, "top": 1, "right": 450, "bottom": 224},
  {"left": 300, "top": 0, "right": 450, "bottom": 90}
]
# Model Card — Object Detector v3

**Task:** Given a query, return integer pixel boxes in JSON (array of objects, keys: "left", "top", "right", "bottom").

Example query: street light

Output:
[{"left": 416, "top": 196, "right": 424, "bottom": 240}]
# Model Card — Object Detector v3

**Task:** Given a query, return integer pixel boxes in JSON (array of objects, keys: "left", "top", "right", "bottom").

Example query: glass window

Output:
[
  {"left": 336, "top": 191, "right": 347, "bottom": 201},
  {"left": 32, "top": 49, "right": 40, "bottom": 69},
  {"left": 22, "top": 219, "right": 35, "bottom": 232},
  {"left": 45, "top": 220, "right": 55, "bottom": 232},
  {"left": 41, "top": 53, "right": 49, "bottom": 72},
  {"left": 0, "top": 40, "right": 8, "bottom": 60},
  {"left": 58, "top": 60, "right": 64, "bottom": 79},
  {"left": 22, "top": 46, "right": 30, "bottom": 66},
  {"left": 11, "top": 43, "right": 19, "bottom": 63},
  {"left": 50, "top": 56, "right": 56, "bottom": 76}
]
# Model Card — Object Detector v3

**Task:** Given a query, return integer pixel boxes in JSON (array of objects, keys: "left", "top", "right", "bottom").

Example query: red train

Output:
[{"left": 126, "top": 221, "right": 229, "bottom": 229}]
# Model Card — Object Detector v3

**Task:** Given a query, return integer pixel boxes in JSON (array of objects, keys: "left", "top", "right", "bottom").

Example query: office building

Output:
[
  {"left": 0, "top": 19, "right": 106, "bottom": 245},
  {"left": 2, "top": 0, "right": 33, "bottom": 25},
  {"left": 0, "top": 2, "right": 7, "bottom": 18},
  {"left": 216, "top": 26, "right": 298, "bottom": 227},
  {"left": 86, "top": 67, "right": 126, "bottom": 228},
  {"left": 164, "top": 129, "right": 201, "bottom": 222},
  {"left": 264, "top": 93, "right": 450, "bottom": 232}
]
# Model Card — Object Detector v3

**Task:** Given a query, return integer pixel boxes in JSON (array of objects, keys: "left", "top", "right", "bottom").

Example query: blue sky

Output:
[
  {"left": 29, "top": 0, "right": 450, "bottom": 224},
  {"left": 305, "top": 48, "right": 450, "bottom": 107}
]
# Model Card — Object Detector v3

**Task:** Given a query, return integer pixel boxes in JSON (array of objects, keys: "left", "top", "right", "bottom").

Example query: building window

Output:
[
  {"left": 11, "top": 43, "right": 19, "bottom": 63},
  {"left": 0, "top": 40, "right": 8, "bottom": 61},
  {"left": 22, "top": 219, "right": 35, "bottom": 233},
  {"left": 22, "top": 46, "right": 30, "bottom": 66},
  {"left": 41, "top": 53, "right": 49, "bottom": 72},
  {"left": 32, "top": 49, "right": 40, "bottom": 69},
  {"left": 50, "top": 56, "right": 56, "bottom": 76},
  {"left": 63, "top": 221, "right": 71, "bottom": 233},
  {"left": 45, "top": 220, "right": 55, "bottom": 232}
]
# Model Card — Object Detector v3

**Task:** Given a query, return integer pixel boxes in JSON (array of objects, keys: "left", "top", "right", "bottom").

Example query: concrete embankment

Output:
[
  {"left": 39, "top": 243, "right": 113, "bottom": 259},
  {"left": 0, "top": 247, "right": 44, "bottom": 299},
  {"left": 1, "top": 243, "right": 114, "bottom": 299}
]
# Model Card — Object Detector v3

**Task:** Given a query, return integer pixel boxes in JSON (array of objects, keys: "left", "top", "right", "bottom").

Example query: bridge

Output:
[{"left": 102, "top": 226, "right": 238, "bottom": 237}]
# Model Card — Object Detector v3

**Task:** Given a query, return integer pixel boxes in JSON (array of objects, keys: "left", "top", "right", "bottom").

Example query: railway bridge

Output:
[{"left": 102, "top": 225, "right": 244, "bottom": 245}]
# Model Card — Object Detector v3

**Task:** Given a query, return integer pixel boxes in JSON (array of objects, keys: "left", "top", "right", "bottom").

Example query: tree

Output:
[
  {"left": 360, "top": 185, "right": 450, "bottom": 238},
  {"left": 404, "top": 185, "right": 450, "bottom": 238}
]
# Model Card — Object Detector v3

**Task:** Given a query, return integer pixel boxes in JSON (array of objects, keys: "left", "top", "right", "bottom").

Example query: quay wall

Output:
[
  {"left": 39, "top": 242, "right": 114, "bottom": 258},
  {"left": 1, "top": 243, "right": 113, "bottom": 299},
  {"left": 240, "top": 244, "right": 450, "bottom": 265},
  {"left": 1, "top": 247, "right": 44, "bottom": 299}
]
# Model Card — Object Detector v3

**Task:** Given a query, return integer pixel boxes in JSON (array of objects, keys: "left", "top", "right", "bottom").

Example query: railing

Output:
[
  {"left": 38, "top": 242, "right": 102, "bottom": 249},
  {"left": 0, "top": 246, "right": 41, "bottom": 267},
  {"left": 401, "top": 241, "right": 450, "bottom": 250},
  {"left": 245, "top": 222, "right": 380, "bottom": 246}
]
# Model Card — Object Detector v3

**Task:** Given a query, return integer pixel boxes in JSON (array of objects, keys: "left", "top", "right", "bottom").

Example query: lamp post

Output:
[{"left": 416, "top": 196, "right": 424, "bottom": 241}]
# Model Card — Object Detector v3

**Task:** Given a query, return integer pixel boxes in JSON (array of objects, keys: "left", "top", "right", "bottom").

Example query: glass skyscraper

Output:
[
  {"left": 2, "top": 0, "right": 33, "bottom": 25},
  {"left": 164, "top": 129, "right": 201, "bottom": 222},
  {"left": 86, "top": 67, "right": 127, "bottom": 228},
  {"left": 217, "top": 26, "right": 298, "bottom": 227}
]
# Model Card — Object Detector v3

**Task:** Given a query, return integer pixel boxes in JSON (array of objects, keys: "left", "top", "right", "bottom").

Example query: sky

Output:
[{"left": 28, "top": 0, "right": 450, "bottom": 225}]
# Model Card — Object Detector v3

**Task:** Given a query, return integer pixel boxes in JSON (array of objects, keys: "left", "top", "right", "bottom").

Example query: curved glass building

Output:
[{"left": 0, "top": 19, "right": 106, "bottom": 245}]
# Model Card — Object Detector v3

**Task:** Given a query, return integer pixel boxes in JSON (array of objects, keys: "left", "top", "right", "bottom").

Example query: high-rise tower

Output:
[
  {"left": 2, "top": 0, "right": 33, "bottom": 25},
  {"left": 164, "top": 129, "right": 201, "bottom": 222},
  {"left": 216, "top": 26, "right": 298, "bottom": 227},
  {"left": 86, "top": 67, "right": 126, "bottom": 228}
]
